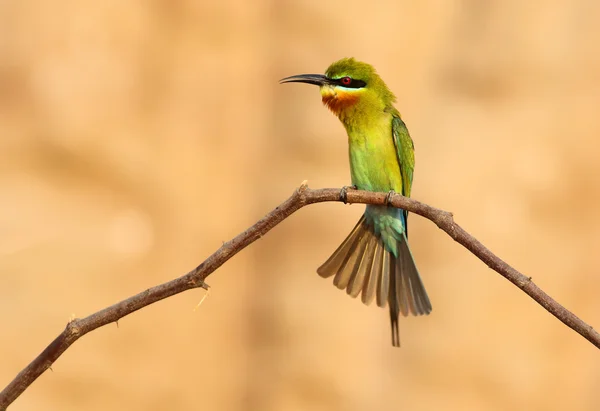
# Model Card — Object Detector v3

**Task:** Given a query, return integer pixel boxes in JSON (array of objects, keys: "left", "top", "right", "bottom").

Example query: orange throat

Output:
[{"left": 321, "top": 90, "right": 359, "bottom": 117}]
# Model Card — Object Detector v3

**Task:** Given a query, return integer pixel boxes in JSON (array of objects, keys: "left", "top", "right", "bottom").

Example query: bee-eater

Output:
[{"left": 281, "top": 58, "right": 431, "bottom": 346}]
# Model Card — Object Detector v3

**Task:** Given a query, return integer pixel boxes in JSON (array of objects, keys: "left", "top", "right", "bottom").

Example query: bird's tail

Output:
[{"left": 317, "top": 215, "right": 431, "bottom": 347}]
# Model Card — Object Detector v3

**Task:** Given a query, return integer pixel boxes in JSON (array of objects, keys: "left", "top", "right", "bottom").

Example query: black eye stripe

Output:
[{"left": 334, "top": 78, "right": 366, "bottom": 88}]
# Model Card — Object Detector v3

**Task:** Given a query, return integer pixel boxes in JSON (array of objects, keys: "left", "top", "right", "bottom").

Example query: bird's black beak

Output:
[{"left": 279, "top": 74, "right": 331, "bottom": 86}]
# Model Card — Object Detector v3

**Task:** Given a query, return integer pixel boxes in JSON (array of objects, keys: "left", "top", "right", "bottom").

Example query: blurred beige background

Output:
[{"left": 1, "top": 0, "right": 600, "bottom": 410}]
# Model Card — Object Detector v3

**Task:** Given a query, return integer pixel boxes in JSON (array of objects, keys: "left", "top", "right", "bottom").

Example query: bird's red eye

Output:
[{"left": 340, "top": 76, "right": 352, "bottom": 86}]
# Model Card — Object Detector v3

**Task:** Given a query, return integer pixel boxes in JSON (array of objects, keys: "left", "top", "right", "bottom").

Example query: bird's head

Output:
[{"left": 280, "top": 57, "right": 396, "bottom": 124}]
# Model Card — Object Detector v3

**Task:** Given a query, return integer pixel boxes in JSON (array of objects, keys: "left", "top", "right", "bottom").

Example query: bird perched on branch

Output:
[{"left": 281, "top": 58, "right": 431, "bottom": 346}]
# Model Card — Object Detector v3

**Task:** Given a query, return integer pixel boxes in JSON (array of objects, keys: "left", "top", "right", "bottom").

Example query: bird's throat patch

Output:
[{"left": 321, "top": 88, "right": 359, "bottom": 116}]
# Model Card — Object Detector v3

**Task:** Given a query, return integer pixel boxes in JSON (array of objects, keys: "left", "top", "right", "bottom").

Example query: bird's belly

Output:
[{"left": 348, "top": 139, "right": 402, "bottom": 193}]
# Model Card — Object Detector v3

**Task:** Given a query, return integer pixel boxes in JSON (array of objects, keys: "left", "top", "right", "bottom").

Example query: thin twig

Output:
[{"left": 1, "top": 184, "right": 597, "bottom": 409}]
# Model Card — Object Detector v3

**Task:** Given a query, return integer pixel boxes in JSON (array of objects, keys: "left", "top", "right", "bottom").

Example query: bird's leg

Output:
[
  {"left": 339, "top": 185, "right": 358, "bottom": 204},
  {"left": 385, "top": 189, "right": 397, "bottom": 206}
]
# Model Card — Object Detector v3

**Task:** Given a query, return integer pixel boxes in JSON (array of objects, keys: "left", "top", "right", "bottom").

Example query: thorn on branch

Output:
[
  {"left": 193, "top": 287, "right": 211, "bottom": 311},
  {"left": 186, "top": 274, "right": 209, "bottom": 290},
  {"left": 298, "top": 180, "right": 309, "bottom": 192}
]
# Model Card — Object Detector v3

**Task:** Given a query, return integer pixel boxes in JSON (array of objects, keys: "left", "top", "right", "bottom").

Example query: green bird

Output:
[{"left": 281, "top": 58, "right": 431, "bottom": 346}]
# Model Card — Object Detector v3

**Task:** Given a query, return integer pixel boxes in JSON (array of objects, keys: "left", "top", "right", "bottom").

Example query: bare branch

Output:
[{"left": 1, "top": 184, "right": 597, "bottom": 409}]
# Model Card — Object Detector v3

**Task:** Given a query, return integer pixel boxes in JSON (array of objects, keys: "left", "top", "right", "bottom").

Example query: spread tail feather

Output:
[{"left": 317, "top": 216, "right": 431, "bottom": 347}]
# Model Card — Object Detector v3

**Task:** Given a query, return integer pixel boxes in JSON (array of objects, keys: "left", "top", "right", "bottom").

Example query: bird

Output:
[{"left": 280, "top": 58, "right": 431, "bottom": 346}]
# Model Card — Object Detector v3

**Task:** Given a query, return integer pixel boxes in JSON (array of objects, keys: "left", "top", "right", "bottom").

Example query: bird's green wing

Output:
[
  {"left": 388, "top": 112, "right": 415, "bottom": 236},
  {"left": 390, "top": 114, "right": 415, "bottom": 198}
]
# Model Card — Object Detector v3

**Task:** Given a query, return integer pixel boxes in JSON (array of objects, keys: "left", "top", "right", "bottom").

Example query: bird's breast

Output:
[{"left": 347, "top": 118, "right": 402, "bottom": 193}]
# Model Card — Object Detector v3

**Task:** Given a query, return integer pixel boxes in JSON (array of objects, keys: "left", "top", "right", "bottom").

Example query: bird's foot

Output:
[
  {"left": 385, "top": 190, "right": 397, "bottom": 206},
  {"left": 339, "top": 185, "right": 358, "bottom": 204}
]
